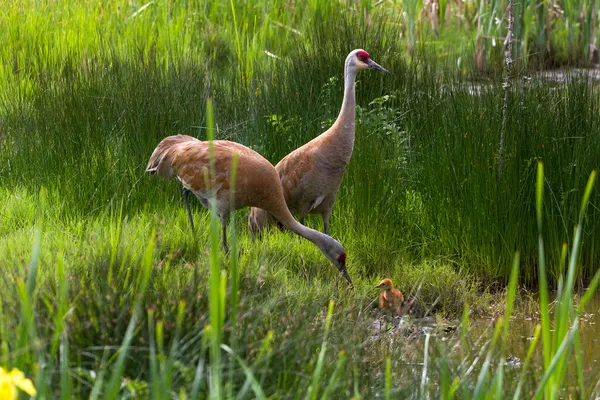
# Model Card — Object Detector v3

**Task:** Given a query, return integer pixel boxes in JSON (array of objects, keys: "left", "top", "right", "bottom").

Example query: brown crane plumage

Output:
[
  {"left": 146, "top": 135, "right": 353, "bottom": 286},
  {"left": 248, "top": 49, "right": 389, "bottom": 236}
]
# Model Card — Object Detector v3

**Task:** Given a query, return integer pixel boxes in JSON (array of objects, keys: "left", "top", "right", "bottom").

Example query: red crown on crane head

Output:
[{"left": 356, "top": 50, "right": 370, "bottom": 62}]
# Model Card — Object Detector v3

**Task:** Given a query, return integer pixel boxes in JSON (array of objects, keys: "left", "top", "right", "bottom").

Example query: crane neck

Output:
[
  {"left": 269, "top": 202, "right": 327, "bottom": 246},
  {"left": 333, "top": 67, "right": 358, "bottom": 132},
  {"left": 267, "top": 198, "right": 352, "bottom": 287},
  {"left": 289, "top": 221, "right": 325, "bottom": 245}
]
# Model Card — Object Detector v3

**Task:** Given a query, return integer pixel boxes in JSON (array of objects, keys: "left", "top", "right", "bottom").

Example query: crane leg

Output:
[
  {"left": 220, "top": 216, "right": 230, "bottom": 254},
  {"left": 322, "top": 213, "right": 330, "bottom": 235},
  {"left": 182, "top": 188, "right": 195, "bottom": 234}
]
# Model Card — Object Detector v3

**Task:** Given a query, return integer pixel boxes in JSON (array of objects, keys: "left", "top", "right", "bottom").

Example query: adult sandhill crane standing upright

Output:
[
  {"left": 248, "top": 49, "right": 389, "bottom": 236},
  {"left": 146, "top": 135, "right": 353, "bottom": 286}
]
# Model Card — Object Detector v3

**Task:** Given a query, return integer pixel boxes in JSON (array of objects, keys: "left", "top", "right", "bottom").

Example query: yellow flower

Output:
[
  {"left": 0, "top": 367, "right": 37, "bottom": 399},
  {"left": 0, "top": 376, "right": 17, "bottom": 400}
]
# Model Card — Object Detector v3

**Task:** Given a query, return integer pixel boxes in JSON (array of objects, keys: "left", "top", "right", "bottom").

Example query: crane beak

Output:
[
  {"left": 340, "top": 266, "right": 354, "bottom": 288},
  {"left": 367, "top": 59, "right": 390, "bottom": 74}
]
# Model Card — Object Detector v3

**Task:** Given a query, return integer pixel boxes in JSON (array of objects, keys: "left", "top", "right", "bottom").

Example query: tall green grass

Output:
[
  {"left": 2, "top": 160, "right": 597, "bottom": 397},
  {"left": 402, "top": 78, "right": 600, "bottom": 283}
]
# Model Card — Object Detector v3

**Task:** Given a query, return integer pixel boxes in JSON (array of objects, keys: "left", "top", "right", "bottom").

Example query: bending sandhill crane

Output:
[
  {"left": 375, "top": 278, "right": 404, "bottom": 315},
  {"left": 248, "top": 49, "right": 389, "bottom": 236},
  {"left": 146, "top": 135, "right": 353, "bottom": 286}
]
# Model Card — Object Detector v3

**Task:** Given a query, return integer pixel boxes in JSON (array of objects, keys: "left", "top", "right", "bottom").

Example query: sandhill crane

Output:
[
  {"left": 248, "top": 49, "right": 389, "bottom": 237},
  {"left": 375, "top": 278, "right": 404, "bottom": 315},
  {"left": 146, "top": 135, "right": 353, "bottom": 286}
]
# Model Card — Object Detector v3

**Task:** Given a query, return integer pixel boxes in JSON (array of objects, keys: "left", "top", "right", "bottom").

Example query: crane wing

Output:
[
  {"left": 275, "top": 145, "right": 315, "bottom": 205},
  {"left": 146, "top": 135, "right": 234, "bottom": 193}
]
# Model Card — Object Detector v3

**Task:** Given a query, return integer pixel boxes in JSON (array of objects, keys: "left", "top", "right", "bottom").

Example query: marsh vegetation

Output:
[{"left": 1, "top": 0, "right": 599, "bottom": 398}]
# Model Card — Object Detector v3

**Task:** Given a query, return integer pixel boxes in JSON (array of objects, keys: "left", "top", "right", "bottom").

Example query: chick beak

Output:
[{"left": 367, "top": 59, "right": 391, "bottom": 74}]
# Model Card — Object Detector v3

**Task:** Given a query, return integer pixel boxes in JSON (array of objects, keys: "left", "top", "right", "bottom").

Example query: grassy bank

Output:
[{"left": 0, "top": 186, "right": 492, "bottom": 398}]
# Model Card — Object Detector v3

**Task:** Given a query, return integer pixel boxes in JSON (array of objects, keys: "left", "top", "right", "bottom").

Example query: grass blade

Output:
[
  {"left": 532, "top": 319, "right": 579, "bottom": 400},
  {"left": 321, "top": 351, "right": 346, "bottom": 400},
  {"left": 221, "top": 344, "right": 266, "bottom": 400},
  {"left": 148, "top": 309, "right": 161, "bottom": 399},
  {"left": 577, "top": 267, "right": 600, "bottom": 314},
  {"left": 104, "top": 230, "right": 155, "bottom": 399},
  {"left": 206, "top": 96, "right": 223, "bottom": 399},
  {"left": 420, "top": 333, "right": 431, "bottom": 397},
  {"left": 512, "top": 324, "right": 542, "bottom": 400},
  {"left": 473, "top": 318, "right": 503, "bottom": 399},
  {"left": 103, "top": 310, "right": 140, "bottom": 400},
  {"left": 59, "top": 331, "right": 71, "bottom": 400},
  {"left": 535, "top": 162, "right": 552, "bottom": 394},
  {"left": 385, "top": 356, "right": 391, "bottom": 400},
  {"left": 306, "top": 299, "right": 335, "bottom": 400}
]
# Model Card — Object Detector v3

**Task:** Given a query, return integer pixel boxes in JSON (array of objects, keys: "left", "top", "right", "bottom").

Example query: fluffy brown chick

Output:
[{"left": 375, "top": 278, "right": 404, "bottom": 315}]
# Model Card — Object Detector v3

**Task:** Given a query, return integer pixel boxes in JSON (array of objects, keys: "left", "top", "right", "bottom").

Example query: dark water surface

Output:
[
  {"left": 450, "top": 292, "right": 599, "bottom": 390},
  {"left": 373, "top": 293, "right": 600, "bottom": 393}
]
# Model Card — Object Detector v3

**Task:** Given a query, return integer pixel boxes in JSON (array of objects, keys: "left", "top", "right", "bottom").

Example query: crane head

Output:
[
  {"left": 336, "top": 252, "right": 353, "bottom": 288},
  {"left": 349, "top": 49, "right": 390, "bottom": 74},
  {"left": 318, "top": 235, "right": 353, "bottom": 288}
]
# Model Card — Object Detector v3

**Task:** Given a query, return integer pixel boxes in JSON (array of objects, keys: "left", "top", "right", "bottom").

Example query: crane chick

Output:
[{"left": 375, "top": 278, "right": 404, "bottom": 315}]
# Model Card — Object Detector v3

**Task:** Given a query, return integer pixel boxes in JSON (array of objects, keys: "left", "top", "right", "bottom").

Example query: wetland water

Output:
[
  {"left": 374, "top": 293, "right": 600, "bottom": 390},
  {"left": 490, "top": 292, "right": 597, "bottom": 356},
  {"left": 465, "top": 293, "right": 600, "bottom": 391}
]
